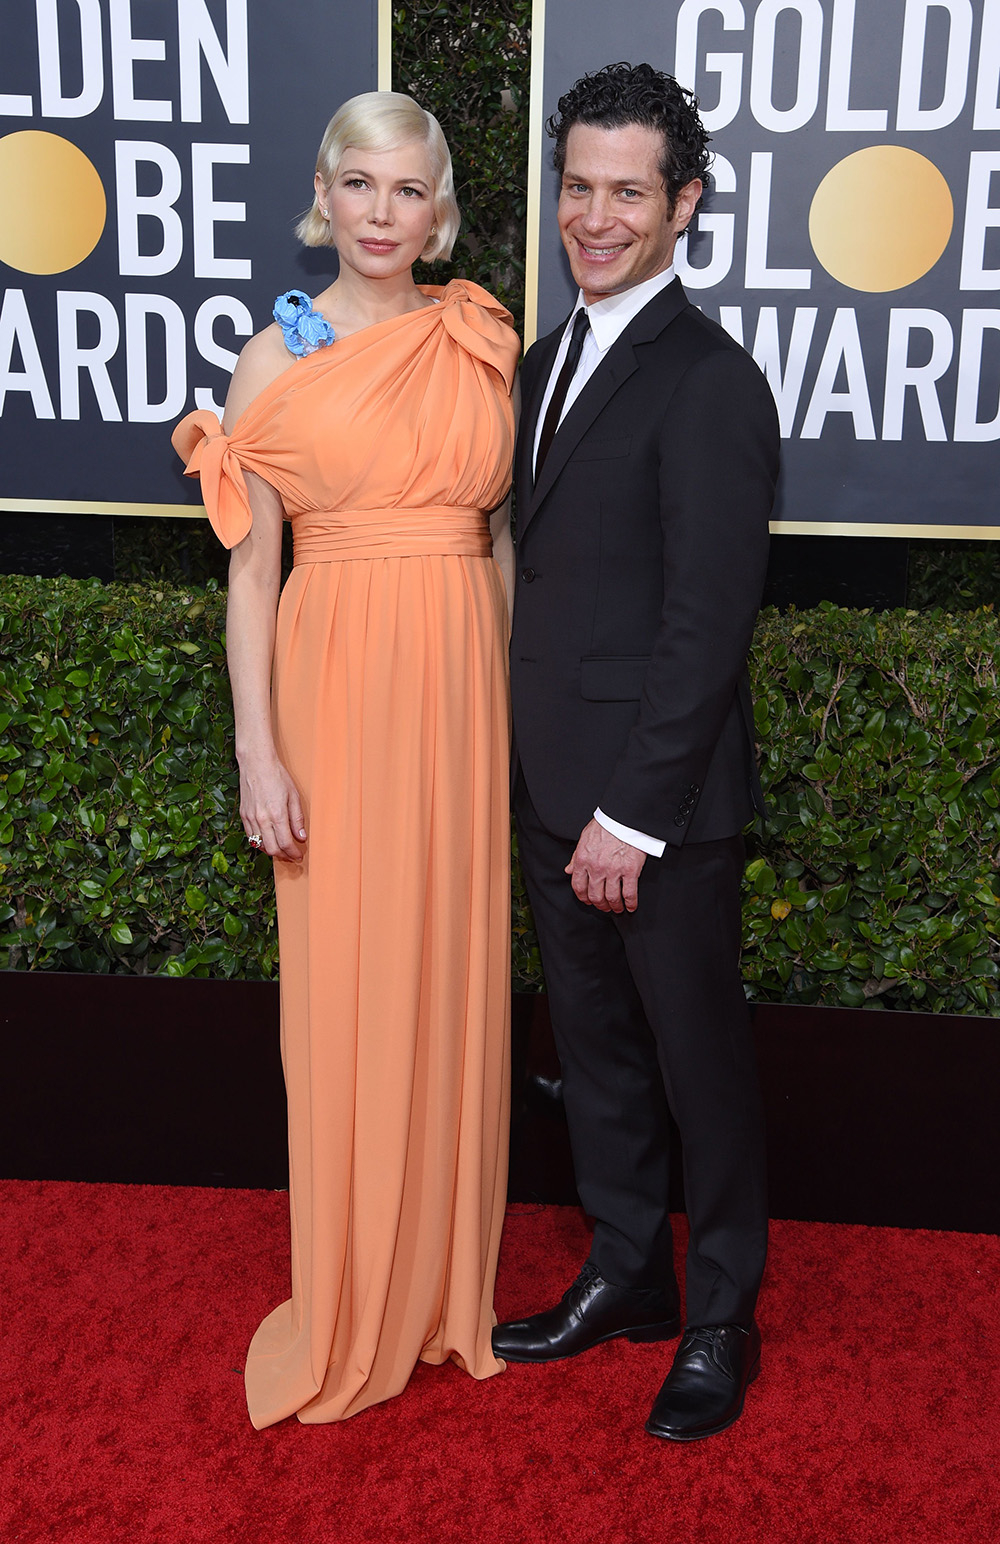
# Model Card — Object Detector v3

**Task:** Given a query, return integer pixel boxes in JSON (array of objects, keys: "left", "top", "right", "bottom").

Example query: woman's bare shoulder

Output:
[{"left": 223, "top": 324, "right": 293, "bottom": 432}]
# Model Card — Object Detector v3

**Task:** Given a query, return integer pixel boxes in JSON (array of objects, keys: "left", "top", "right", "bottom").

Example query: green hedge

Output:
[
  {"left": 0, "top": 576, "right": 274, "bottom": 979},
  {"left": 745, "top": 605, "right": 1000, "bottom": 1013},
  {"left": 2, "top": 576, "right": 998, "bottom": 1012}
]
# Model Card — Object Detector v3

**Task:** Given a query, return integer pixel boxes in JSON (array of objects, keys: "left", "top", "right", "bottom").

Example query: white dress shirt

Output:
[{"left": 532, "top": 264, "right": 678, "bottom": 859}]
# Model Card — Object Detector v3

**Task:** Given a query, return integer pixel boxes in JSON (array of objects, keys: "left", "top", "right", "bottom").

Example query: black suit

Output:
[{"left": 511, "top": 277, "right": 780, "bottom": 1323}]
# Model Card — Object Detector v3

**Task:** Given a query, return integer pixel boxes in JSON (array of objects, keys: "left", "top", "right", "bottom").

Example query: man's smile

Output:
[{"left": 577, "top": 241, "right": 630, "bottom": 259}]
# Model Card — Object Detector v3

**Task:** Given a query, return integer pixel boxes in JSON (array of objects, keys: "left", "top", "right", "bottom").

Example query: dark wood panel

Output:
[
  {"left": 753, "top": 1001, "right": 1000, "bottom": 1233},
  {"left": 510, "top": 995, "right": 1000, "bottom": 1232},
  {"left": 0, "top": 972, "right": 286, "bottom": 1188},
  {"left": 2, "top": 973, "right": 997, "bottom": 1231}
]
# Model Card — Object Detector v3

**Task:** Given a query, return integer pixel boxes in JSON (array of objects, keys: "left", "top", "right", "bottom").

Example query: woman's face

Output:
[{"left": 318, "top": 140, "right": 437, "bottom": 280}]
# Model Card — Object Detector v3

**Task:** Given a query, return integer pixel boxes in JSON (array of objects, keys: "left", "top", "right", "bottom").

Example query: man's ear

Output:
[{"left": 673, "top": 178, "right": 703, "bottom": 233}]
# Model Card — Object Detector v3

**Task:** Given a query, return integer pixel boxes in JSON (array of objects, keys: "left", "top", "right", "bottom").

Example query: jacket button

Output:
[
  {"left": 521, "top": 567, "right": 535, "bottom": 583},
  {"left": 673, "top": 815, "right": 686, "bottom": 827}
]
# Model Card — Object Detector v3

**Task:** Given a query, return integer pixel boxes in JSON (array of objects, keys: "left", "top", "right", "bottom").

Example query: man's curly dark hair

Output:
[{"left": 547, "top": 61, "right": 712, "bottom": 226}]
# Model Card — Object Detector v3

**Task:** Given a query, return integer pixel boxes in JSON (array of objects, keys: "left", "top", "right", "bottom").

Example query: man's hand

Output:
[{"left": 565, "top": 818, "right": 647, "bottom": 913}]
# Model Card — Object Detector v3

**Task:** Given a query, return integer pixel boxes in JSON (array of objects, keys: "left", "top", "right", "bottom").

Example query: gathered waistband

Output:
[{"left": 292, "top": 506, "right": 491, "bottom": 564}]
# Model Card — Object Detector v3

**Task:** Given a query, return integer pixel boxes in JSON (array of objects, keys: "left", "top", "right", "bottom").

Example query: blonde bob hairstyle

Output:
[{"left": 297, "top": 91, "right": 460, "bottom": 263}]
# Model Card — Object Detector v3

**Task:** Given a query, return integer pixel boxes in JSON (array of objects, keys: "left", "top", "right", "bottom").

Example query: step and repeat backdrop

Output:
[
  {"left": 0, "top": 0, "right": 382, "bottom": 515},
  {"left": 527, "top": 0, "right": 1000, "bottom": 534},
  {"left": 3, "top": 2, "right": 999, "bottom": 534}
]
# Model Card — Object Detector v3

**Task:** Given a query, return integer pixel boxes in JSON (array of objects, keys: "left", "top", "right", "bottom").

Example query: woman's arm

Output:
[
  {"left": 489, "top": 493, "right": 514, "bottom": 628},
  {"left": 223, "top": 331, "right": 307, "bottom": 862},
  {"left": 489, "top": 374, "right": 521, "bottom": 627}
]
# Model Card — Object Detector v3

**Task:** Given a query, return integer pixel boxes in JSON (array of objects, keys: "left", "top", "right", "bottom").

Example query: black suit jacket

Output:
[{"left": 510, "top": 277, "right": 780, "bottom": 847}]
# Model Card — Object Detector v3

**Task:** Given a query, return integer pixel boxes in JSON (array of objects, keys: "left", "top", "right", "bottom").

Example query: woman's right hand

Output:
[{"left": 238, "top": 757, "right": 308, "bottom": 862}]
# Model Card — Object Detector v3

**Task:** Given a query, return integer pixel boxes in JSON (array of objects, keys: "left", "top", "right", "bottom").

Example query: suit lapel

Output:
[
  {"left": 520, "top": 278, "right": 691, "bottom": 537},
  {"left": 515, "top": 323, "right": 563, "bottom": 510},
  {"left": 526, "top": 350, "right": 640, "bottom": 520}
]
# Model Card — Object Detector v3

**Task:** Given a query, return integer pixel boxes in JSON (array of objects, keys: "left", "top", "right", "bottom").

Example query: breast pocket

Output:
[
  {"left": 571, "top": 437, "right": 633, "bottom": 462},
  {"left": 580, "top": 656, "right": 650, "bottom": 701}
]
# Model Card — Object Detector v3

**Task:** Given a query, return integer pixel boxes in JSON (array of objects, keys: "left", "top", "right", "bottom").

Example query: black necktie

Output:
[{"left": 534, "top": 308, "right": 591, "bottom": 479}]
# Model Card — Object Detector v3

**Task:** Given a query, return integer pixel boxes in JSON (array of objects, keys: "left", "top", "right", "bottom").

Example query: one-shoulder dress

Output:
[{"left": 172, "top": 280, "right": 520, "bottom": 1427}]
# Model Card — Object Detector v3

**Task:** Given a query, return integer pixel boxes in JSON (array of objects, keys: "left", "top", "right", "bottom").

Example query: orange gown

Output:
[{"left": 172, "top": 280, "right": 520, "bottom": 1427}]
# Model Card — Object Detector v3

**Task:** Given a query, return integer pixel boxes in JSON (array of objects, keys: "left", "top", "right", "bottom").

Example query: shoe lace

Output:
[
  {"left": 565, "top": 1262, "right": 602, "bottom": 1302},
  {"left": 684, "top": 1324, "right": 749, "bottom": 1350}
]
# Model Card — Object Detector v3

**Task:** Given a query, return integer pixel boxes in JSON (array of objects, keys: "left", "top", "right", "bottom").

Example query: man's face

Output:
[{"left": 557, "top": 122, "right": 701, "bottom": 306}]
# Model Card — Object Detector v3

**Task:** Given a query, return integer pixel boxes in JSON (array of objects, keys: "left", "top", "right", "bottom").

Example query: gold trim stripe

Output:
[
  {"left": 523, "top": 0, "right": 547, "bottom": 351},
  {"left": 378, "top": 0, "right": 392, "bottom": 89},
  {"left": 4, "top": 500, "right": 999, "bottom": 540},
  {"left": 770, "top": 520, "right": 1000, "bottom": 540},
  {"left": 0, "top": 497, "right": 207, "bottom": 519}
]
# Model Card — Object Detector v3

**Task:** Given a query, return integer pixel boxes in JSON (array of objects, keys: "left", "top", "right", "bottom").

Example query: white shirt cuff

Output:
[{"left": 593, "top": 808, "right": 666, "bottom": 859}]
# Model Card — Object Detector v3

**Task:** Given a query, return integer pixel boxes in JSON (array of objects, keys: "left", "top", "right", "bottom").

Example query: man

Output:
[{"left": 495, "top": 62, "right": 780, "bottom": 1441}]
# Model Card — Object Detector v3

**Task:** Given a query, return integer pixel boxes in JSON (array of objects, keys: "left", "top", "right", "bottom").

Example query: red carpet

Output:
[{"left": 1, "top": 1183, "right": 997, "bottom": 1543}]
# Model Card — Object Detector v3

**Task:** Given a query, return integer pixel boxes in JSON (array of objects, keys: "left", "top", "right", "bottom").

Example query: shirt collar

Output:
[{"left": 569, "top": 264, "right": 677, "bottom": 354}]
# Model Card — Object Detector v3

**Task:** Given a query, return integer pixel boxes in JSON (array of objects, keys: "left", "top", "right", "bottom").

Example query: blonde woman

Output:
[{"left": 173, "top": 92, "right": 519, "bottom": 1427}]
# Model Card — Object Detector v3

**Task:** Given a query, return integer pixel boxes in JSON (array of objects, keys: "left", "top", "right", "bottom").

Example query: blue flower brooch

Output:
[{"left": 273, "top": 291, "right": 336, "bottom": 357}]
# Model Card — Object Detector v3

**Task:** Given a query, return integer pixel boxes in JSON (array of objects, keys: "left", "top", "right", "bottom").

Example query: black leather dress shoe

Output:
[
  {"left": 491, "top": 1263, "right": 680, "bottom": 1363},
  {"left": 645, "top": 1322, "right": 761, "bottom": 1441}
]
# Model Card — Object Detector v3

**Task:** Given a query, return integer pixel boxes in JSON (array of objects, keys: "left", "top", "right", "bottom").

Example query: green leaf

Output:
[
  {"left": 110, "top": 922, "right": 133, "bottom": 945},
  {"left": 744, "top": 859, "right": 777, "bottom": 895}
]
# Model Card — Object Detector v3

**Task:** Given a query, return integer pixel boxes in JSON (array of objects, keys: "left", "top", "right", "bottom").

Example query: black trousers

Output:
[{"left": 514, "top": 773, "right": 768, "bottom": 1326}]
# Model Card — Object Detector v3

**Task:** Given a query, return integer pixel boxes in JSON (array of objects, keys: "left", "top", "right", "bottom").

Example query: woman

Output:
[{"left": 172, "top": 92, "right": 519, "bottom": 1427}]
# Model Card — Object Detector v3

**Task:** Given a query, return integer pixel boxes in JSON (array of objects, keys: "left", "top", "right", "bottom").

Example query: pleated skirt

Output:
[{"left": 244, "top": 553, "right": 510, "bottom": 1427}]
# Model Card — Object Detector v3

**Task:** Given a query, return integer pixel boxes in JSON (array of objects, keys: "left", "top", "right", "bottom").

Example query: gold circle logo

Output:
[
  {"left": 0, "top": 130, "right": 106, "bottom": 275},
  {"left": 809, "top": 146, "right": 953, "bottom": 293}
]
